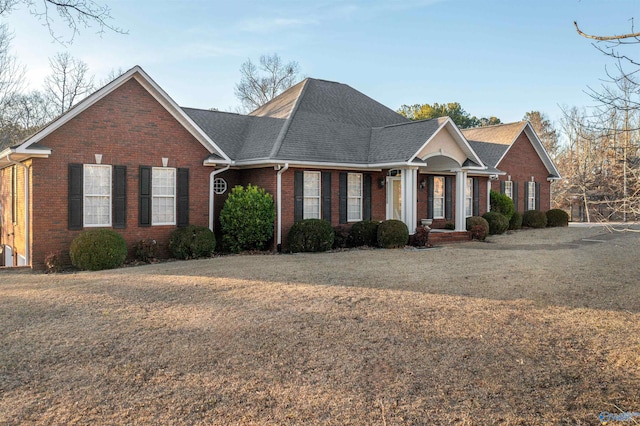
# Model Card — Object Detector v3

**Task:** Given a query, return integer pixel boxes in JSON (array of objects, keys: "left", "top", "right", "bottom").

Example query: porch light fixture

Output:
[
  {"left": 378, "top": 177, "right": 385, "bottom": 189},
  {"left": 419, "top": 178, "right": 426, "bottom": 190}
]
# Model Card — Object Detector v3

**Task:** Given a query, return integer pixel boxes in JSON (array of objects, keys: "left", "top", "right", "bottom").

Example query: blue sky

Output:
[{"left": 6, "top": 0, "right": 640, "bottom": 125}]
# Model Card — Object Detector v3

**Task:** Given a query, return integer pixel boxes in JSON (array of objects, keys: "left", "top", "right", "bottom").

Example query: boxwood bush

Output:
[
  {"left": 377, "top": 219, "right": 409, "bottom": 248},
  {"left": 349, "top": 220, "right": 380, "bottom": 247},
  {"left": 169, "top": 225, "right": 216, "bottom": 259},
  {"left": 509, "top": 211, "right": 523, "bottom": 231},
  {"left": 546, "top": 209, "right": 569, "bottom": 227},
  {"left": 288, "top": 219, "right": 334, "bottom": 253},
  {"left": 482, "top": 211, "right": 509, "bottom": 235},
  {"left": 332, "top": 225, "right": 351, "bottom": 249},
  {"left": 522, "top": 210, "right": 548, "bottom": 228},
  {"left": 219, "top": 184, "right": 275, "bottom": 253},
  {"left": 70, "top": 229, "right": 128, "bottom": 271},
  {"left": 490, "top": 190, "right": 515, "bottom": 221},
  {"left": 466, "top": 216, "right": 490, "bottom": 241}
]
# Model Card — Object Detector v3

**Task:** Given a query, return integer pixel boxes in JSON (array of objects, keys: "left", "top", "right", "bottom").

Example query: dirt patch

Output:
[{"left": 1, "top": 226, "right": 639, "bottom": 424}]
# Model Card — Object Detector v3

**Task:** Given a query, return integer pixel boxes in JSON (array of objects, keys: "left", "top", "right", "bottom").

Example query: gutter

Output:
[
  {"left": 208, "top": 165, "right": 231, "bottom": 231},
  {"left": 276, "top": 163, "right": 289, "bottom": 252},
  {"left": 5, "top": 154, "right": 30, "bottom": 266}
]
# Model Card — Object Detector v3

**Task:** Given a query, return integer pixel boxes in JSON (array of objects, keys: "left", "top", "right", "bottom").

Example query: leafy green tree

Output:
[
  {"left": 397, "top": 102, "right": 500, "bottom": 129},
  {"left": 219, "top": 184, "right": 275, "bottom": 253}
]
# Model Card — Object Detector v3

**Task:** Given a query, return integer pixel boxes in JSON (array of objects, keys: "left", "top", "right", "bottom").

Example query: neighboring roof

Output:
[
  {"left": 2, "top": 65, "right": 231, "bottom": 165},
  {"left": 463, "top": 121, "right": 561, "bottom": 179},
  {"left": 461, "top": 122, "right": 527, "bottom": 146}
]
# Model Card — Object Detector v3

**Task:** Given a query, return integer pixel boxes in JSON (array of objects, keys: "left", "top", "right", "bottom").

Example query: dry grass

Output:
[{"left": 1, "top": 225, "right": 639, "bottom": 425}]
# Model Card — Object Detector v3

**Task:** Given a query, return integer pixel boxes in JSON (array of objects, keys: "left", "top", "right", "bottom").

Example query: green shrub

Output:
[
  {"left": 412, "top": 226, "right": 430, "bottom": 247},
  {"left": 444, "top": 221, "right": 456, "bottom": 230},
  {"left": 70, "top": 229, "right": 128, "bottom": 271},
  {"left": 482, "top": 211, "right": 509, "bottom": 235},
  {"left": 522, "top": 210, "right": 548, "bottom": 228},
  {"left": 332, "top": 225, "right": 351, "bottom": 249},
  {"left": 509, "top": 211, "right": 523, "bottom": 230},
  {"left": 288, "top": 219, "right": 334, "bottom": 253},
  {"left": 169, "top": 225, "right": 216, "bottom": 259},
  {"left": 377, "top": 220, "right": 409, "bottom": 248},
  {"left": 546, "top": 209, "right": 569, "bottom": 227},
  {"left": 466, "top": 216, "right": 490, "bottom": 241},
  {"left": 490, "top": 190, "right": 515, "bottom": 221},
  {"left": 134, "top": 238, "right": 158, "bottom": 262},
  {"left": 349, "top": 220, "right": 380, "bottom": 247},
  {"left": 219, "top": 184, "right": 275, "bottom": 253}
]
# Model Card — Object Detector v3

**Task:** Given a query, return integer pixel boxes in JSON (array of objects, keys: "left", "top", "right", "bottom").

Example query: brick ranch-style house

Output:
[{"left": 0, "top": 66, "right": 560, "bottom": 269}]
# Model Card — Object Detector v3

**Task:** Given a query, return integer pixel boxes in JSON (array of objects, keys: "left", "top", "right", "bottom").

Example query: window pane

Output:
[
  {"left": 84, "top": 165, "right": 111, "bottom": 226},
  {"left": 434, "top": 177, "right": 444, "bottom": 197},
  {"left": 347, "top": 173, "right": 362, "bottom": 197},
  {"left": 152, "top": 168, "right": 176, "bottom": 225},
  {"left": 348, "top": 198, "right": 362, "bottom": 221},
  {"left": 304, "top": 172, "right": 320, "bottom": 197},
  {"left": 434, "top": 199, "right": 444, "bottom": 218},
  {"left": 303, "top": 198, "right": 320, "bottom": 219}
]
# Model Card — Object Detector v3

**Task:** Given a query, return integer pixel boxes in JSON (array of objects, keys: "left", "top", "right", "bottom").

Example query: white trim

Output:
[
  {"left": 276, "top": 163, "right": 289, "bottom": 249},
  {"left": 12, "top": 66, "right": 230, "bottom": 162},
  {"left": 409, "top": 117, "right": 486, "bottom": 170},
  {"left": 151, "top": 167, "right": 176, "bottom": 226},
  {"left": 83, "top": 164, "right": 112, "bottom": 227},
  {"left": 228, "top": 159, "right": 425, "bottom": 170},
  {"left": 346, "top": 172, "right": 363, "bottom": 222},
  {"left": 209, "top": 166, "right": 231, "bottom": 231},
  {"left": 302, "top": 171, "right": 321, "bottom": 220},
  {"left": 455, "top": 170, "right": 467, "bottom": 231}
]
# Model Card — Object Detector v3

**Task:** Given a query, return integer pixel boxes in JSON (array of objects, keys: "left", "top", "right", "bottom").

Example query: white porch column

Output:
[
  {"left": 455, "top": 170, "right": 467, "bottom": 231},
  {"left": 487, "top": 180, "right": 492, "bottom": 213},
  {"left": 401, "top": 168, "right": 418, "bottom": 234}
]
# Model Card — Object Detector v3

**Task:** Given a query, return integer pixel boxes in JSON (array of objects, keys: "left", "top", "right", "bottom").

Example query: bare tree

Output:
[
  {"left": 234, "top": 53, "right": 301, "bottom": 112},
  {"left": 44, "top": 52, "right": 94, "bottom": 115},
  {"left": 523, "top": 111, "right": 560, "bottom": 159},
  {"left": 0, "top": 0, "right": 125, "bottom": 44}
]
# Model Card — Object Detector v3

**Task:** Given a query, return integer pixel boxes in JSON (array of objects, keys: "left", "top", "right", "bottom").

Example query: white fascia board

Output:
[
  {"left": 229, "top": 159, "right": 419, "bottom": 171},
  {"left": 13, "top": 65, "right": 231, "bottom": 163},
  {"left": 408, "top": 117, "right": 486, "bottom": 169},
  {"left": 523, "top": 123, "right": 562, "bottom": 179},
  {"left": 131, "top": 70, "right": 231, "bottom": 162},
  {"left": 0, "top": 148, "right": 51, "bottom": 168}
]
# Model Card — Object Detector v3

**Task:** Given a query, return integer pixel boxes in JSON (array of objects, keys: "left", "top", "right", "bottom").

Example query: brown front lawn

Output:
[{"left": 1, "top": 226, "right": 639, "bottom": 424}]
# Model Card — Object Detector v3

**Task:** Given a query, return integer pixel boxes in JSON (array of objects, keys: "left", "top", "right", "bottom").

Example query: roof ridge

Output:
[
  {"left": 463, "top": 120, "right": 526, "bottom": 131},
  {"left": 374, "top": 116, "right": 441, "bottom": 130},
  {"left": 268, "top": 79, "right": 310, "bottom": 159}
]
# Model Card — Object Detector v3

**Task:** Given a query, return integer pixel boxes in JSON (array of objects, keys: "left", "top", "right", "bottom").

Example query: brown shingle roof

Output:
[{"left": 461, "top": 121, "right": 527, "bottom": 146}]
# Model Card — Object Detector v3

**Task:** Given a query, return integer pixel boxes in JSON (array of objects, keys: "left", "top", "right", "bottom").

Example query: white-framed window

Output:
[
  {"left": 347, "top": 173, "right": 363, "bottom": 222},
  {"left": 83, "top": 164, "right": 112, "bottom": 227},
  {"left": 433, "top": 176, "right": 445, "bottom": 219},
  {"left": 303, "top": 171, "right": 321, "bottom": 219},
  {"left": 152, "top": 167, "right": 176, "bottom": 225},
  {"left": 213, "top": 177, "right": 227, "bottom": 195},
  {"left": 527, "top": 181, "right": 536, "bottom": 211},
  {"left": 504, "top": 180, "right": 513, "bottom": 199},
  {"left": 465, "top": 177, "right": 473, "bottom": 217}
]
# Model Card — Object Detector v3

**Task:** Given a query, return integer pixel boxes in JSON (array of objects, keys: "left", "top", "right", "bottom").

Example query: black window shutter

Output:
[
  {"left": 294, "top": 170, "right": 304, "bottom": 222},
  {"left": 427, "top": 175, "right": 434, "bottom": 219},
  {"left": 322, "top": 171, "right": 331, "bottom": 222},
  {"left": 339, "top": 172, "right": 347, "bottom": 224},
  {"left": 513, "top": 181, "right": 519, "bottom": 212},
  {"left": 112, "top": 165, "right": 127, "bottom": 229},
  {"left": 177, "top": 168, "right": 189, "bottom": 227},
  {"left": 500, "top": 180, "right": 505, "bottom": 194},
  {"left": 523, "top": 181, "right": 529, "bottom": 211},
  {"left": 473, "top": 178, "right": 480, "bottom": 216},
  {"left": 445, "top": 176, "right": 453, "bottom": 220},
  {"left": 535, "top": 182, "right": 541, "bottom": 211},
  {"left": 363, "top": 174, "right": 372, "bottom": 221},
  {"left": 139, "top": 166, "right": 151, "bottom": 226},
  {"left": 68, "top": 163, "right": 83, "bottom": 230}
]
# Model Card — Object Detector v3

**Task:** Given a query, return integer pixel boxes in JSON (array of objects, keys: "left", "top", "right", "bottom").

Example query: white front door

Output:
[{"left": 386, "top": 177, "right": 402, "bottom": 220}]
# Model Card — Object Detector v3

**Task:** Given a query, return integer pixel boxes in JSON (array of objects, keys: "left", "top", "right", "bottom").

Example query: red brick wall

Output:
[
  {"left": 493, "top": 132, "right": 551, "bottom": 212},
  {"left": 30, "top": 78, "right": 213, "bottom": 269}
]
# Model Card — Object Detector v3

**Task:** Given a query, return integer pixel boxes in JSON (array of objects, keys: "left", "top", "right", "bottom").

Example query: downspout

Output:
[
  {"left": 6, "top": 154, "right": 29, "bottom": 266},
  {"left": 276, "top": 163, "right": 289, "bottom": 252},
  {"left": 209, "top": 165, "right": 231, "bottom": 231}
]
